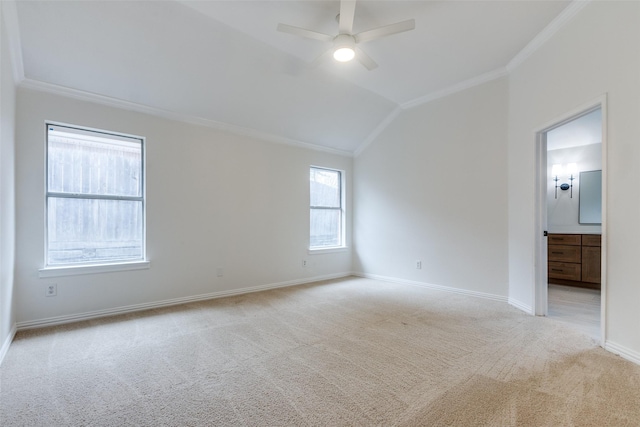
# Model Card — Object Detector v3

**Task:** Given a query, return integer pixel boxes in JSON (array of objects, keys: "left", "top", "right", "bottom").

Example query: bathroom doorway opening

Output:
[{"left": 534, "top": 99, "right": 606, "bottom": 344}]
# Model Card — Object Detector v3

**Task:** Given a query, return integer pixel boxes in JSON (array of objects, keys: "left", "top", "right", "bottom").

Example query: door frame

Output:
[{"left": 533, "top": 94, "right": 607, "bottom": 346}]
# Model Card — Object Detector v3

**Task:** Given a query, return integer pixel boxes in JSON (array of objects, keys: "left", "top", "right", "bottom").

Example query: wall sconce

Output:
[{"left": 552, "top": 163, "right": 578, "bottom": 198}]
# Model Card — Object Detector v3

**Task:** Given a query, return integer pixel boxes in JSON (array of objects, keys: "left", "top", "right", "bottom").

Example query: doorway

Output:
[{"left": 534, "top": 98, "right": 606, "bottom": 345}]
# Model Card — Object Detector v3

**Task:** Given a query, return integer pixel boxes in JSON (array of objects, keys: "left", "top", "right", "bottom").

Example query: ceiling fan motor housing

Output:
[{"left": 333, "top": 34, "right": 356, "bottom": 62}]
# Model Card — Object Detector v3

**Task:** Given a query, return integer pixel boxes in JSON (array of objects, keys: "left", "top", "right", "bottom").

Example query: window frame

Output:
[
  {"left": 309, "top": 166, "right": 346, "bottom": 251},
  {"left": 40, "top": 121, "right": 148, "bottom": 277}
]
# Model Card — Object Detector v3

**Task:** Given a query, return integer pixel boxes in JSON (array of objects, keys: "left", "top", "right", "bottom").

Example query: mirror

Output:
[{"left": 579, "top": 170, "right": 602, "bottom": 224}]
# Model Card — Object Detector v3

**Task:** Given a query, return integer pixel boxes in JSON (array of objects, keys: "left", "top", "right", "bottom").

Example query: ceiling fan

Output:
[{"left": 277, "top": 0, "right": 415, "bottom": 71}]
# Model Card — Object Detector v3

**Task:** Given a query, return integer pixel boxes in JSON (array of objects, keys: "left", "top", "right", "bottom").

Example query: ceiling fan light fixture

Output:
[
  {"left": 334, "top": 47, "right": 355, "bottom": 62},
  {"left": 333, "top": 34, "right": 356, "bottom": 62},
  {"left": 276, "top": 0, "right": 415, "bottom": 71}
]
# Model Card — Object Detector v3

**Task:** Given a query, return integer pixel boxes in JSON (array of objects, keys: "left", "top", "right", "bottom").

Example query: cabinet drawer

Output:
[
  {"left": 548, "top": 245, "right": 581, "bottom": 263},
  {"left": 549, "top": 262, "right": 581, "bottom": 281},
  {"left": 582, "top": 234, "right": 601, "bottom": 247},
  {"left": 548, "top": 234, "right": 581, "bottom": 245}
]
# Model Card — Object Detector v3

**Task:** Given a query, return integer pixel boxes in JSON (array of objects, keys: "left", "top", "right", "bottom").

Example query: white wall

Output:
[
  {"left": 0, "top": 7, "right": 17, "bottom": 359},
  {"left": 14, "top": 88, "right": 352, "bottom": 325},
  {"left": 353, "top": 78, "right": 509, "bottom": 298},
  {"left": 547, "top": 143, "right": 602, "bottom": 234},
  {"left": 507, "top": 1, "right": 640, "bottom": 358}
]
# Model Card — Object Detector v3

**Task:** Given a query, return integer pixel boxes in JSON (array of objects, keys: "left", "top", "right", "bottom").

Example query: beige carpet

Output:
[{"left": 1, "top": 277, "right": 639, "bottom": 426}]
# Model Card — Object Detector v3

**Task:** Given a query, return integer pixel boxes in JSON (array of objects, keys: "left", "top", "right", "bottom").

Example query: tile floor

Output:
[{"left": 547, "top": 284, "right": 601, "bottom": 340}]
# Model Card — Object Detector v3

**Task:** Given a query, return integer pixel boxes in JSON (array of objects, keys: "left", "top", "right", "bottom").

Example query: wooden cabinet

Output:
[
  {"left": 548, "top": 262, "right": 582, "bottom": 281},
  {"left": 582, "top": 235, "right": 601, "bottom": 284},
  {"left": 548, "top": 233, "right": 601, "bottom": 289},
  {"left": 548, "top": 234, "right": 581, "bottom": 246},
  {"left": 548, "top": 234, "right": 581, "bottom": 281},
  {"left": 548, "top": 245, "right": 581, "bottom": 263}
]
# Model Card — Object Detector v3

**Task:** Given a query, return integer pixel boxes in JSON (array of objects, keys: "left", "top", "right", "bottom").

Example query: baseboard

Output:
[
  {"left": 353, "top": 272, "right": 508, "bottom": 303},
  {"left": 508, "top": 297, "right": 533, "bottom": 315},
  {"left": 0, "top": 324, "right": 17, "bottom": 366},
  {"left": 12, "top": 273, "right": 639, "bottom": 369},
  {"left": 16, "top": 272, "right": 352, "bottom": 330},
  {"left": 605, "top": 340, "right": 640, "bottom": 366}
]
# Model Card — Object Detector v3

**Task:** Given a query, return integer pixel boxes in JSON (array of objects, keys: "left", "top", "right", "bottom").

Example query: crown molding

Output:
[
  {"left": 1, "top": 0, "right": 25, "bottom": 83},
  {"left": 400, "top": 67, "right": 508, "bottom": 111},
  {"left": 19, "top": 78, "right": 353, "bottom": 157},
  {"left": 354, "top": 0, "right": 592, "bottom": 157},
  {"left": 354, "top": 106, "right": 402, "bottom": 157},
  {"left": 7, "top": 0, "right": 591, "bottom": 159},
  {"left": 354, "top": 68, "right": 508, "bottom": 156},
  {"left": 507, "top": 0, "right": 591, "bottom": 72}
]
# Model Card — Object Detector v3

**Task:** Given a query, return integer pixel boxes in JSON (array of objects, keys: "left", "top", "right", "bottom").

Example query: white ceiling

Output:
[
  {"left": 13, "top": 0, "right": 572, "bottom": 154},
  {"left": 547, "top": 108, "right": 602, "bottom": 151}
]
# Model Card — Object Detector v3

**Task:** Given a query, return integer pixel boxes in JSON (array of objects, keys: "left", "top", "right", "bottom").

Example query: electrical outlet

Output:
[
  {"left": 302, "top": 259, "right": 307, "bottom": 268},
  {"left": 46, "top": 284, "right": 57, "bottom": 297},
  {"left": 416, "top": 260, "right": 422, "bottom": 269},
  {"left": 216, "top": 267, "right": 224, "bottom": 277}
]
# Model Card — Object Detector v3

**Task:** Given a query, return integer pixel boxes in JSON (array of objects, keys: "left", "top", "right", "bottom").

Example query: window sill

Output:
[
  {"left": 308, "top": 247, "right": 349, "bottom": 255},
  {"left": 39, "top": 260, "right": 150, "bottom": 278}
]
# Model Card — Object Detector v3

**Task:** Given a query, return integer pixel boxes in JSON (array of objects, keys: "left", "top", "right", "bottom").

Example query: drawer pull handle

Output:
[
  {"left": 551, "top": 252, "right": 563, "bottom": 254},
  {"left": 551, "top": 269, "right": 563, "bottom": 272}
]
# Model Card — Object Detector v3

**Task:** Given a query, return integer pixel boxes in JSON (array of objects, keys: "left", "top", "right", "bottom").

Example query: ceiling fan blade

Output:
[
  {"left": 277, "top": 23, "right": 333, "bottom": 42},
  {"left": 356, "top": 47, "right": 378, "bottom": 71},
  {"left": 355, "top": 19, "right": 415, "bottom": 44},
  {"left": 339, "top": 0, "right": 356, "bottom": 34},
  {"left": 309, "top": 48, "right": 335, "bottom": 68}
]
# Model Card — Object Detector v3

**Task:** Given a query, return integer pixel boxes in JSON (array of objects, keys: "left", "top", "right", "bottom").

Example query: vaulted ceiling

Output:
[{"left": 10, "top": 0, "right": 572, "bottom": 154}]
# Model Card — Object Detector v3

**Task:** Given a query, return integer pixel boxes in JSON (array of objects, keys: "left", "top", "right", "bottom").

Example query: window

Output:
[
  {"left": 46, "top": 123, "right": 145, "bottom": 267},
  {"left": 310, "top": 166, "right": 344, "bottom": 249}
]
